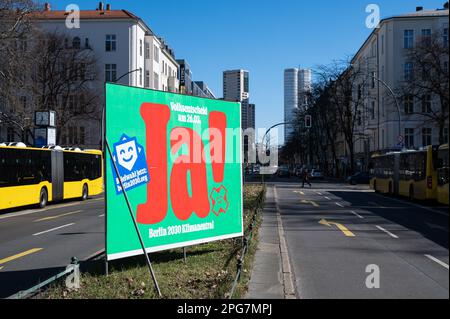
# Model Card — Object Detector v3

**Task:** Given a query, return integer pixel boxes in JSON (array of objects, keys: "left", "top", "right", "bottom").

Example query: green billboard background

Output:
[{"left": 105, "top": 83, "right": 243, "bottom": 261}]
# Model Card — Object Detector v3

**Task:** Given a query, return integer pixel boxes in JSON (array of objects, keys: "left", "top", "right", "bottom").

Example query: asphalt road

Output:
[
  {"left": 267, "top": 177, "right": 449, "bottom": 299},
  {"left": 0, "top": 197, "right": 105, "bottom": 298},
  {"left": 1, "top": 177, "right": 448, "bottom": 299}
]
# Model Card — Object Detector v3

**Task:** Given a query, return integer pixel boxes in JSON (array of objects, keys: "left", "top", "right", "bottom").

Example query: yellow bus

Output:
[
  {"left": 371, "top": 145, "right": 444, "bottom": 203},
  {"left": 370, "top": 152, "right": 400, "bottom": 195},
  {"left": 0, "top": 144, "right": 103, "bottom": 210},
  {"left": 436, "top": 144, "right": 449, "bottom": 205},
  {"left": 398, "top": 146, "right": 438, "bottom": 201}
]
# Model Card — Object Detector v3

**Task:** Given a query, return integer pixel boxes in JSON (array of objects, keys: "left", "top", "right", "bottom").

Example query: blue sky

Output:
[{"left": 43, "top": 0, "right": 445, "bottom": 142}]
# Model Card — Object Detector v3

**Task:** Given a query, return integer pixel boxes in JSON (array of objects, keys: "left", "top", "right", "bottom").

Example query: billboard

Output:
[{"left": 105, "top": 83, "right": 243, "bottom": 261}]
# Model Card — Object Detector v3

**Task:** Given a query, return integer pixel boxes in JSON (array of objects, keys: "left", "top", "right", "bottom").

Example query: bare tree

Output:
[
  {"left": 401, "top": 28, "right": 449, "bottom": 144},
  {"left": 0, "top": 0, "right": 36, "bottom": 41},
  {"left": 29, "top": 30, "right": 101, "bottom": 146},
  {"left": 317, "top": 59, "right": 369, "bottom": 174},
  {"left": 0, "top": 1, "right": 36, "bottom": 142}
]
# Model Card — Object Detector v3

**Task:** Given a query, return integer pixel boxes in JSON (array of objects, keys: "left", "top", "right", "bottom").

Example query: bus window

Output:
[
  {"left": 0, "top": 148, "right": 9, "bottom": 186},
  {"left": 64, "top": 152, "right": 102, "bottom": 182},
  {"left": 438, "top": 149, "right": 449, "bottom": 186}
]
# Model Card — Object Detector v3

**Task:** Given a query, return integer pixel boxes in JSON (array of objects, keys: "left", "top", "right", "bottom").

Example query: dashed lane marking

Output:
[
  {"left": 375, "top": 225, "right": 399, "bottom": 239},
  {"left": 32, "top": 223, "right": 75, "bottom": 236},
  {"left": 34, "top": 210, "right": 82, "bottom": 222},
  {"left": 351, "top": 211, "right": 364, "bottom": 219},
  {"left": 425, "top": 255, "right": 449, "bottom": 270}
]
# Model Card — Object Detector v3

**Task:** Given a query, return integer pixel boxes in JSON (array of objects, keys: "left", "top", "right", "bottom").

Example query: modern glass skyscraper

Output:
[{"left": 284, "top": 68, "right": 312, "bottom": 143}]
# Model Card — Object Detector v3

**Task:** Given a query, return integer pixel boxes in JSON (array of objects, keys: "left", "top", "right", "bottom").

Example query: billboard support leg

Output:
[
  {"left": 183, "top": 247, "right": 187, "bottom": 263},
  {"left": 105, "top": 139, "right": 162, "bottom": 298},
  {"left": 105, "top": 258, "right": 109, "bottom": 276}
]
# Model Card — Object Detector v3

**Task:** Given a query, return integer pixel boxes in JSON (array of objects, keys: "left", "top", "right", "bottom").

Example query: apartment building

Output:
[
  {"left": 5, "top": 2, "right": 179, "bottom": 148},
  {"left": 351, "top": 4, "right": 449, "bottom": 168},
  {"left": 223, "top": 69, "right": 250, "bottom": 130}
]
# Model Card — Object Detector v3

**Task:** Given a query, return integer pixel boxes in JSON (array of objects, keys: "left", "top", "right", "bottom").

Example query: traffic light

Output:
[{"left": 305, "top": 115, "right": 312, "bottom": 128}]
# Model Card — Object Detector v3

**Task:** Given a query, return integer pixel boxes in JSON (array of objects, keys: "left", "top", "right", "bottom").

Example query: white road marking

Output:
[
  {"left": 424, "top": 255, "right": 449, "bottom": 270},
  {"left": 335, "top": 202, "right": 344, "bottom": 208},
  {"left": 351, "top": 211, "right": 364, "bottom": 219},
  {"left": 324, "top": 196, "right": 331, "bottom": 200},
  {"left": 0, "top": 203, "right": 79, "bottom": 220},
  {"left": 0, "top": 197, "right": 104, "bottom": 221},
  {"left": 375, "top": 225, "right": 399, "bottom": 239},
  {"left": 32, "top": 223, "right": 75, "bottom": 236},
  {"left": 316, "top": 192, "right": 323, "bottom": 196},
  {"left": 98, "top": 214, "right": 105, "bottom": 217}
]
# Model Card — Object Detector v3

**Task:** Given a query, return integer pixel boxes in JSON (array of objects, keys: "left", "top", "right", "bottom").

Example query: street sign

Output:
[{"left": 105, "top": 83, "right": 243, "bottom": 261}]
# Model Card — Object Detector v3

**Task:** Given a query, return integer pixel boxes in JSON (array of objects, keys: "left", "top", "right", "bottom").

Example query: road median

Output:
[{"left": 38, "top": 184, "right": 265, "bottom": 299}]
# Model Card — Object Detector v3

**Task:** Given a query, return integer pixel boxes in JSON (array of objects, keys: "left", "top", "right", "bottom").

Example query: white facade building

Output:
[
  {"left": 351, "top": 4, "right": 449, "bottom": 165},
  {"left": 24, "top": 2, "right": 179, "bottom": 148}
]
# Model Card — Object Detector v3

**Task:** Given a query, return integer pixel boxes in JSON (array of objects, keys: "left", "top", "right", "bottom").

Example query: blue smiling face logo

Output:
[
  {"left": 112, "top": 134, "right": 149, "bottom": 194},
  {"left": 116, "top": 138, "right": 138, "bottom": 171}
]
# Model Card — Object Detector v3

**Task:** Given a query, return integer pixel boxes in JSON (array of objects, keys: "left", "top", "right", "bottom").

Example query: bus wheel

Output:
[
  {"left": 39, "top": 188, "right": 48, "bottom": 209},
  {"left": 81, "top": 184, "right": 89, "bottom": 201}
]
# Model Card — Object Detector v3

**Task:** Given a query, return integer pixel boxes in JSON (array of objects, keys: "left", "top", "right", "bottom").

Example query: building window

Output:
[
  {"left": 153, "top": 45, "right": 159, "bottom": 62},
  {"left": 422, "top": 128, "right": 432, "bottom": 146},
  {"left": 105, "top": 35, "right": 116, "bottom": 52},
  {"left": 20, "top": 96, "right": 27, "bottom": 109},
  {"left": 405, "top": 128, "right": 415, "bottom": 149},
  {"left": 444, "top": 28, "right": 449, "bottom": 47},
  {"left": 153, "top": 72, "right": 159, "bottom": 89},
  {"left": 404, "top": 30, "right": 414, "bottom": 49},
  {"left": 139, "top": 68, "right": 142, "bottom": 86},
  {"left": 421, "top": 29, "right": 432, "bottom": 46},
  {"left": 370, "top": 101, "right": 375, "bottom": 120},
  {"left": 444, "top": 128, "right": 449, "bottom": 144},
  {"left": 145, "top": 42, "right": 150, "bottom": 59},
  {"left": 145, "top": 71, "right": 150, "bottom": 88},
  {"left": 7, "top": 127, "right": 15, "bottom": 141},
  {"left": 371, "top": 72, "right": 376, "bottom": 89},
  {"left": 68, "top": 95, "right": 76, "bottom": 111},
  {"left": 72, "top": 37, "right": 80, "bottom": 49},
  {"left": 140, "top": 39, "right": 143, "bottom": 56},
  {"left": 79, "top": 126, "right": 85, "bottom": 145},
  {"left": 85, "top": 38, "right": 90, "bottom": 49},
  {"left": 421, "top": 94, "right": 432, "bottom": 113},
  {"left": 105, "top": 64, "right": 117, "bottom": 82},
  {"left": 404, "top": 95, "right": 414, "bottom": 114},
  {"left": 404, "top": 62, "right": 413, "bottom": 81}
]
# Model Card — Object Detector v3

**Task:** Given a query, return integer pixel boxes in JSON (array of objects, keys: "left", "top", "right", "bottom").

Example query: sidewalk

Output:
[{"left": 246, "top": 186, "right": 285, "bottom": 299}]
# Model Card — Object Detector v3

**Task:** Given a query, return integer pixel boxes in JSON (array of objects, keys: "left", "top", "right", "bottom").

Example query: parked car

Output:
[
  {"left": 346, "top": 172, "right": 372, "bottom": 185},
  {"left": 310, "top": 169, "right": 324, "bottom": 180},
  {"left": 277, "top": 166, "right": 291, "bottom": 178}
]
